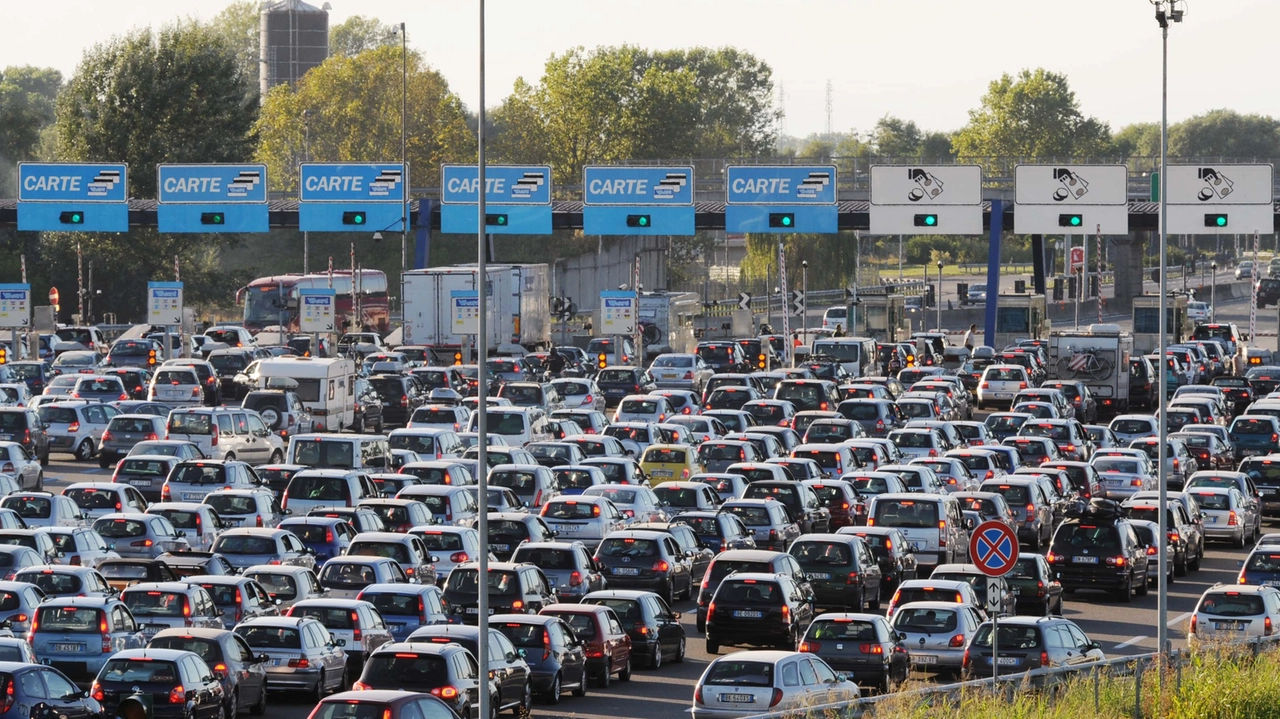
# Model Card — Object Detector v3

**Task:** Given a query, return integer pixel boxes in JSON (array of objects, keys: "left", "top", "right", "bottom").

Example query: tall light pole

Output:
[
  {"left": 936, "top": 259, "right": 943, "bottom": 330},
  {"left": 1152, "top": 0, "right": 1183, "bottom": 671},
  {"left": 801, "top": 261, "right": 809, "bottom": 358},
  {"left": 475, "top": 5, "right": 492, "bottom": 719},
  {"left": 396, "top": 23, "right": 408, "bottom": 274},
  {"left": 1211, "top": 261, "right": 1218, "bottom": 321}
]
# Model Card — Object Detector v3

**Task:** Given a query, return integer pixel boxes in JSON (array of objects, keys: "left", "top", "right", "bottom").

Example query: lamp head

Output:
[{"left": 372, "top": 232, "right": 383, "bottom": 243}]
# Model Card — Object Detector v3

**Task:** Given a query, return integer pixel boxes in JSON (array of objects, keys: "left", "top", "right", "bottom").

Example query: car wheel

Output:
[
  {"left": 351, "top": 414, "right": 364, "bottom": 434},
  {"left": 98, "top": 454, "right": 112, "bottom": 469},
  {"left": 74, "top": 439, "right": 94, "bottom": 462},
  {"left": 268, "top": 450, "right": 283, "bottom": 464},
  {"left": 571, "top": 671, "right": 587, "bottom": 698},
  {"left": 1189, "top": 545, "right": 1202, "bottom": 571},
  {"left": 514, "top": 682, "right": 532, "bottom": 718},
  {"left": 312, "top": 670, "right": 326, "bottom": 703},
  {"left": 596, "top": 659, "right": 611, "bottom": 688},
  {"left": 38, "top": 448, "right": 48, "bottom": 466},
  {"left": 374, "top": 420, "right": 384, "bottom": 435},
  {"left": 673, "top": 636, "right": 685, "bottom": 664},
  {"left": 543, "top": 673, "right": 561, "bottom": 705},
  {"left": 1236, "top": 529, "right": 1247, "bottom": 549},
  {"left": 226, "top": 691, "right": 238, "bottom": 719},
  {"left": 650, "top": 644, "right": 663, "bottom": 670},
  {"left": 618, "top": 656, "right": 632, "bottom": 682},
  {"left": 1174, "top": 552, "right": 1187, "bottom": 577},
  {"left": 1119, "top": 575, "right": 1133, "bottom": 603},
  {"left": 705, "top": 638, "right": 719, "bottom": 654},
  {"left": 660, "top": 580, "right": 674, "bottom": 606},
  {"left": 869, "top": 590, "right": 882, "bottom": 611},
  {"left": 1136, "top": 571, "right": 1150, "bottom": 596},
  {"left": 249, "top": 685, "right": 267, "bottom": 716}
]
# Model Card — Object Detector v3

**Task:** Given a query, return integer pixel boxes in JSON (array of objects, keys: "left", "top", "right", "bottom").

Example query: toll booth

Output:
[
  {"left": 992, "top": 294, "right": 1050, "bottom": 350},
  {"left": 854, "top": 293, "right": 908, "bottom": 342},
  {"left": 1131, "top": 294, "right": 1189, "bottom": 355}
]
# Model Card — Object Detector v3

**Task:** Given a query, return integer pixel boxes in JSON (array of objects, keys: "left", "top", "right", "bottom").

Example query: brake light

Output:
[
  {"left": 88, "top": 682, "right": 101, "bottom": 703},
  {"left": 352, "top": 680, "right": 373, "bottom": 691},
  {"left": 1041, "top": 650, "right": 1050, "bottom": 667},
  {"left": 1229, "top": 511, "right": 1239, "bottom": 526},
  {"left": 706, "top": 602, "right": 716, "bottom": 623},
  {"left": 799, "top": 640, "right": 819, "bottom": 652},
  {"left": 287, "top": 658, "right": 309, "bottom": 668},
  {"left": 431, "top": 686, "right": 460, "bottom": 700},
  {"left": 653, "top": 560, "right": 669, "bottom": 572},
  {"left": 949, "top": 634, "right": 965, "bottom": 647},
  {"left": 769, "top": 688, "right": 784, "bottom": 708},
  {"left": 1105, "top": 556, "right": 1127, "bottom": 567},
  {"left": 211, "top": 426, "right": 218, "bottom": 447},
  {"left": 101, "top": 430, "right": 113, "bottom": 443},
  {"left": 1190, "top": 615, "right": 1198, "bottom": 634},
  {"left": 68, "top": 421, "right": 80, "bottom": 433}
]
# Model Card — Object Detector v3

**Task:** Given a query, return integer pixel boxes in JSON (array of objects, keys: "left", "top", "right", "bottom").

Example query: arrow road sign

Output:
[
  {"left": 970, "top": 521, "right": 1020, "bottom": 577},
  {"left": 791, "top": 292, "right": 806, "bottom": 316},
  {"left": 737, "top": 293, "right": 752, "bottom": 311}
]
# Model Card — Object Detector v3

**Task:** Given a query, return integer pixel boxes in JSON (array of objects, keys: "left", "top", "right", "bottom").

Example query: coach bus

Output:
[{"left": 237, "top": 270, "right": 390, "bottom": 335}]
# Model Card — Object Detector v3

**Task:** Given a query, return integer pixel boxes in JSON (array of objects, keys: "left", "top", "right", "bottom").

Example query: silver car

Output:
[
  {"left": 242, "top": 564, "right": 330, "bottom": 611},
  {"left": 39, "top": 401, "right": 118, "bottom": 461},
  {"left": 1189, "top": 486, "right": 1260, "bottom": 547},
  {"left": 98, "top": 414, "right": 167, "bottom": 468},
  {"left": 691, "top": 649, "right": 860, "bottom": 719},
  {"left": 649, "top": 354, "right": 713, "bottom": 393},
  {"left": 148, "top": 366, "right": 204, "bottom": 407},
  {"left": 62, "top": 482, "right": 148, "bottom": 520},
  {"left": 0, "top": 441, "right": 43, "bottom": 491},
  {"left": 212, "top": 528, "right": 316, "bottom": 570},
  {"left": 890, "top": 600, "right": 986, "bottom": 673},
  {"left": 317, "top": 556, "right": 411, "bottom": 600},
  {"left": 92, "top": 512, "right": 189, "bottom": 558},
  {"left": 234, "top": 616, "right": 348, "bottom": 697},
  {"left": 550, "top": 378, "right": 606, "bottom": 411},
  {"left": 538, "top": 495, "right": 628, "bottom": 550}
]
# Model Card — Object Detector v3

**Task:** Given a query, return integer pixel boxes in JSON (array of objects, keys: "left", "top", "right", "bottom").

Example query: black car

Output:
[
  {"left": 354, "top": 642, "right": 520, "bottom": 719},
  {"left": 1007, "top": 554, "right": 1064, "bottom": 616},
  {"left": 1046, "top": 499, "right": 1150, "bottom": 602},
  {"left": 148, "top": 627, "right": 269, "bottom": 717},
  {"left": 91, "top": 648, "right": 225, "bottom": 719},
  {"left": 1212, "top": 376, "right": 1255, "bottom": 415},
  {"left": 442, "top": 562, "right": 557, "bottom": 624},
  {"left": 352, "top": 378, "right": 386, "bottom": 434},
  {"left": 491, "top": 614, "right": 588, "bottom": 704},
  {"left": 788, "top": 534, "right": 883, "bottom": 612},
  {"left": 0, "top": 662, "right": 101, "bottom": 719},
  {"left": 366, "top": 374, "right": 423, "bottom": 429},
  {"left": 592, "top": 530, "right": 694, "bottom": 605},
  {"left": 695, "top": 342, "right": 750, "bottom": 374},
  {"left": 594, "top": 366, "right": 656, "bottom": 407},
  {"left": 741, "top": 481, "right": 831, "bottom": 534},
  {"left": 1247, "top": 366, "right": 1280, "bottom": 396},
  {"left": 842, "top": 527, "right": 920, "bottom": 599},
  {"left": 582, "top": 589, "right": 687, "bottom": 669},
  {"left": 312, "top": 690, "right": 461, "bottom": 719},
  {"left": 206, "top": 349, "right": 256, "bottom": 401},
  {"left": 627, "top": 521, "right": 715, "bottom": 585},
  {"left": 254, "top": 463, "right": 307, "bottom": 496},
  {"left": 1258, "top": 278, "right": 1280, "bottom": 308},
  {"left": 0, "top": 409, "right": 49, "bottom": 465},
  {"left": 696, "top": 549, "right": 813, "bottom": 632},
  {"left": 799, "top": 613, "right": 909, "bottom": 694},
  {"left": 402, "top": 624, "right": 533, "bottom": 711},
  {"left": 704, "top": 572, "right": 815, "bottom": 653}
]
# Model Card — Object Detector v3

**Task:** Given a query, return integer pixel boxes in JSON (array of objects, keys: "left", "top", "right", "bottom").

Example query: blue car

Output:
[
  {"left": 1238, "top": 547, "right": 1280, "bottom": 585},
  {"left": 29, "top": 596, "right": 145, "bottom": 682},
  {"left": 0, "top": 661, "right": 102, "bottom": 718},
  {"left": 355, "top": 583, "right": 450, "bottom": 641},
  {"left": 278, "top": 516, "right": 354, "bottom": 563}
]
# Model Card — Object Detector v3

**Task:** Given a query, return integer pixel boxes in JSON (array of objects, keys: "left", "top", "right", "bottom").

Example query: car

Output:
[
  {"left": 581, "top": 589, "right": 686, "bottom": 670},
  {"left": 30, "top": 596, "right": 147, "bottom": 682},
  {"left": 203, "top": 489, "right": 287, "bottom": 530},
  {"left": 695, "top": 550, "right": 813, "bottom": 633},
  {"left": 704, "top": 572, "right": 815, "bottom": 654},
  {"left": 90, "top": 647, "right": 227, "bottom": 719},
  {"left": 147, "top": 626, "right": 270, "bottom": 718},
  {"left": 962, "top": 616, "right": 1105, "bottom": 679},
  {"left": 93, "top": 513, "right": 189, "bottom": 558},
  {"left": 1, "top": 492, "right": 86, "bottom": 529},
  {"left": 210, "top": 528, "right": 314, "bottom": 571},
  {"left": 146, "top": 503, "right": 226, "bottom": 553},
  {"left": 39, "top": 401, "right": 118, "bottom": 462},
  {"left": 242, "top": 388, "right": 316, "bottom": 440},
  {"left": 490, "top": 612, "right": 588, "bottom": 705},
  {"left": 97, "top": 558, "right": 180, "bottom": 592},
  {"left": 234, "top": 615, "right": 348, "bottom": 699},
  {"left": 691, "top": 649, "right": 860, "bottom": 719},
  {"left": 285, "top": 598, "right": 394, "bottom": 678},
  {"left": 237, "top": 565, "right": 324, "bottom": 613},
  {"left": 1187, "top": 486, "right": 1260, "bottom": 548},
  {"left": 1046, "top": 499, "right": 1150, "bottom": 601},
  {"left": 787, "top": 534, "right": 882, "bottom": 612},
  {"left": 61, "top": 482, "right": 148, "bottom": 521},
  {"left": 13, "top": 564, "right": 112, "bottom": 598},
  {"left": 119, "top": 581, "right": 224, "bottom": 638},
  {"left": 717, "top": 499, "right": 800, "bottom": 552},
  {"left": 592, "top": 530, "right": 693, "bottom": 604},
  {"left": 539, "top": 603, "right": 634, "bottom": 688},
  {"left": 1188, "top": 584, "right": 1280, "bottom": 645},
  {"left": 127, "top": 439, "right": 207, "bottom": 462},
  {"left": 97, "top": 414, "right": 167, "bottom": 469},
  {"left": 798, "top": 612, "right": 909, "bottom": 693},
  {"left": 1008, "top": 553, "right": 1064, "bottom": 616},
  {"left": 347, "top": 531, "right": 437, "bottom": 585}
]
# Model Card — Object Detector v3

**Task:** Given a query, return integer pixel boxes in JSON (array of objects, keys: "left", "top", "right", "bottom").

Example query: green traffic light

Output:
[
  {"left": 1070, "top": 216, "right": 1082, "bottom": 226},
  {"left": 1216, "top": 215, "right": 1227, "bottom": 227},
  {"left": 782, "top": 216, "right": 793, "bottom": 227},
  {"left": 925, "top": 215, "right": 936, "bottom": 226},
  {"left": 638, "top": 216, "right": 649, "bottom": 227},
  {"left": 59, "top": 211, "right": 84, "bottom": 225}
]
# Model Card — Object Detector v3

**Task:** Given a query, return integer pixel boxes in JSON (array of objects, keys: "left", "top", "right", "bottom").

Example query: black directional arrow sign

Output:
[{"left": 737, "top": 292, "right": 752, "bottom": 310}]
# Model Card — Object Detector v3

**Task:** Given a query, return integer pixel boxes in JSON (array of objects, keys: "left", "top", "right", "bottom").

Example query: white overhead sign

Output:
[
  {"left": 869, "top": 165, "right": 984, "bottom": 235},
  {"left": 1014, "top": 165, "right": 1129, "bottom": 234},
  {"left": 450, "top": 290, "right": 479, "bottom": 335},
  {"left": 600, "top": 291, "right": 637, "bottom": 335},
  {"left": 147, "top": 282, "right": 183, "bottom": 327},
  {"left": 298, "top": 289, "right": 336, "bottom": 333},
  {"left": 1166, "top": 164, "right": 1274, "bottom": 234}
]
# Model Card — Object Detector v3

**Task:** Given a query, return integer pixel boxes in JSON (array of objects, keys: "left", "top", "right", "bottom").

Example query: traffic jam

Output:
[{"left": 0, "top": 314, "right": 1275, "bottom": 719}]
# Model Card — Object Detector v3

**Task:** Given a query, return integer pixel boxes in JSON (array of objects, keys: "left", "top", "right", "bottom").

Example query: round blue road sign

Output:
[{"left": 969, "top": 520, "right": 1020, "bottom": 577}]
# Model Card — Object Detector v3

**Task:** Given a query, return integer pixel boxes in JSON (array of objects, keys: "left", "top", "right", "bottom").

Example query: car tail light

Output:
[
  {"left": 68, "top": 421, "right": 80, "bottom": 433},
  {"left": 352, "top": 680, "right": 373, "bottom": 691},
  {"left": 695, "top": 685, "right": 704, "bottom": 705},
  {"left": 101, "top": 430, "right": 113, "bottom": 443},
  {"left": 570, "top": 571, "right": 583, "bottom": 586},
  {"left": 1147, "top": 545, "right": 1158, "bottom": 556},
  {"left": 1041, "top": 650, "right": 1050, "bottom": 667},
  {"left": 768, "top": 688, "right": 784, "bottom": 708},
  {"left": 928, "top": 449, "right": 938, "bottom": 457},
  {"left": 431, "top": 686, "right": 460, "bottom": 700},
  {"left": 234, "top": 589, "right": 243, "bottom": 623},
  {"left": 653, "top": 560, "right": 669, "bottom": 572},
  {"left": 100, "top": 614, "right": 111, "bottom": 652},
  {"left": 798, "top": 640, "right": 819, "bottom": 652},
  {"left": 211, "top": 426, "right": 219, "bottom": 447},
  {"left": 287, "top": 658, "right": 309, "bottom": 668},
  {"left": 706, "top": 601, "right": 716, "bottom": 623},
  {"left": 981, "top": 382, "right": 990, "bottom": 389},
  {"left": 781, "top": 604, "right": 790, "bottom": 623},
  {"left": 845, "top": 571, "right": 859, "bottom": 585},
  {"left": 1105, "top": 556, "right": 1127, "bottom": 567},
  {"left": 450, "top": 551, "right": 469, "bottom": 563},
  {"left": 350, "top": 611, "right": 362, "bottom": 641},
  {"left": 256, "top": 515, "right": 264, "bottom": 528},
  {"left": 860, "top": 643, "right": 884, "bottom": 654},
  {"left": 949, "top": 633, "right": 965, "bottom": 647},
  {"left": 88, "top": 682, "right": 101, "bottom": 703},
  {"left": 1229, "top": 511, "right": 1239, "bottom": 526},
  {"left": 130, "top": 539, "right": 154, "bottom": 548},
  {"left": 542, "top": 629, "right": 552, "bottom": 660}
]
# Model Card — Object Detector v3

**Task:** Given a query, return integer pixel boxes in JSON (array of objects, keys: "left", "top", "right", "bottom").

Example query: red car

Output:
[{"left": 539, "top": 603, "right": 633, "bottom": 688}]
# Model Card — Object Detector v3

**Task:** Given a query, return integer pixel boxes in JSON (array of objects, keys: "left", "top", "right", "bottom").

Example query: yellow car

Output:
[{"left": 639, "top": 443, "right": 703, "bottom": 486}]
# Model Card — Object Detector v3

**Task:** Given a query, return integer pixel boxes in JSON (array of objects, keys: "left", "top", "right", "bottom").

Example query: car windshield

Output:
[
  {"left": 1199, "top": 592, "right": 1266, "bottom": 617},
  {"left": 702, "top": 660, "right": 774, "bottom": 687}
]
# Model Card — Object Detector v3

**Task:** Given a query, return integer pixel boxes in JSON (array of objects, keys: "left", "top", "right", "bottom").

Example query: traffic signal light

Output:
[
  {"left": 59, "top": 211, "right": 84, "bottom": 225},
  {"left": 342, "top": 211, "right": 367, "bottom": 226},
  {"left": 1058, "top": 214, "right": 1083, "bottom": 228},
  {"left": 0, "top": 347, "right": 7, "bottom": 365},
  {"left": 757, "top": 353, "right": 767, "bottom": 370},
  {"left": 200, "top": 212, "right": 225, "bottom": 226},
  {"left": 1205, "top": 213, "right": 1228, "bottom": 228},
  {"left": 147, "top": 348, "right": 157, "bottom": 367},
  {"left": 597, "top": 352, "right": 607, "bottom": 369},
  {"left": 768, "top": 213, "right": 795, "bottom": 228},
  {"left": 485, "top": 213, "right": 509, "bottom": 227},
  {"left": 913, "top": 214, "right": 938, "bottom": 227},
  {"left": 625, "top": 214, "right": 651, "bottom": 228},
  {"left": 453, "top": 351, "right": 463, "bottom": 366}
]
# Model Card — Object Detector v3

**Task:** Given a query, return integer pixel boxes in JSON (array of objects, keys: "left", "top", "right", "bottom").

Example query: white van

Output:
[
  {"left": 287, "top": 433, "right": 391, "bottom": 471},
  {"left": 866, "top": 493, "right": 970, "bottom": 572},
  {"left": 810, "top": 337, "right": 877, "bottom": 378},
  {"left": 463, "top": 406, "right": 550, "bottom": 446},
  {"left": 252, "top": 357, "right": 356, "bottom": 432}
]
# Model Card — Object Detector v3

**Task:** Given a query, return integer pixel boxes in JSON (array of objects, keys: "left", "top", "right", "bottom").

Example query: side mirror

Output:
[
  {"left": 256, "top": 653, "right": 271, "bottom": 664},
  {"left": 176, "top": 530, "right": 186, "bottom": 538}
]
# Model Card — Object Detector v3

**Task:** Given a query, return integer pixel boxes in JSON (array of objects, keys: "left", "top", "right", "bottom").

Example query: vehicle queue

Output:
[{"left": 0, "top": 321, "right": 1275, "bottom": 719}]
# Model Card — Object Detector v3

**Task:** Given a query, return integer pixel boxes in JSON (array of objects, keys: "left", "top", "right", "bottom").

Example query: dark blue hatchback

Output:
[
  {"left": 278, "top": 516, "right": 353, "bottom": 563},
  {"left": 1238, "top": 548, "right": 1280, "bottom": 586},
  {"left": 0, "top": 661, "right": 100, "bottom": 719}
]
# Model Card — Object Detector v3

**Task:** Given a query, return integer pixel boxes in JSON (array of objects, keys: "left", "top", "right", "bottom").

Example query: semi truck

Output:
[
  {"left": 401, "top": 264, "right": 551, "bottom": 356},
  {"left": 1046, "top": 324, "right": 1134, "bottom": 418}
]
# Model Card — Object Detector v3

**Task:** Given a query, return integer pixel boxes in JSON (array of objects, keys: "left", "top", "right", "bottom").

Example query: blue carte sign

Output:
[
  {"left": 440, "top": 165, "right": 552, "bottom": 205},
  {"left": 726, "top": 165, "right": 837, "bottom": 205},
  {"left": 18, "top": 163, "right": 127, "bottom": 203},
  {"left": 583, "top": 167, "right": 693, "bottom": 205},
  {"left": 158, "top": 164, "right": 267, "bottom": 204},
  {"left": 300, "top": 163, "right": 406, "bottom": 202}
]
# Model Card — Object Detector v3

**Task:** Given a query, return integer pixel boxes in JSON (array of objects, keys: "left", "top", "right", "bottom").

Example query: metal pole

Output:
[
  {"left": 1211, "top": 262, "right": 1217, "bottom": 321},
  {"left": 1156, "top": 9, "right": 1171, "bottom": 669},
  {"left": 936, "top": 262, "right": 942, "bottom": 330},
  {"left": 992, "top": 610, "right": 999, "bottom": 691},
  {"left": 801, "top": 262, "right": 808, "bottom": 358},
  {"left": 476, "top": 4, "right": 492, "bottom": 719},
  {"left": 400, "top": 22, "right": 408, "bottom": 276}
]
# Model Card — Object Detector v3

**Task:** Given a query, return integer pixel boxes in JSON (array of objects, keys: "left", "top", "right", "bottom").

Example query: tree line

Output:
[{"left": 0, "top": 4, "right": 1277, "bottom": 320}]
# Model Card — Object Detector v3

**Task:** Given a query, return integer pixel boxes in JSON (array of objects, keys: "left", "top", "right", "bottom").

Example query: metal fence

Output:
[{"left": 732, "top": 634, "right": 1280, "bottom": 719}]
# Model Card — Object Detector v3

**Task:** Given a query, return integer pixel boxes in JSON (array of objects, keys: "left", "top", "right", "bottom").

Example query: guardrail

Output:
[{"left": 732, "top": 634, "right": 1280, "bottom": 719}]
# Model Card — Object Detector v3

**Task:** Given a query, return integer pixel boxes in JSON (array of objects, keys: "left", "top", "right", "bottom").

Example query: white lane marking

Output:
[
  {"left": 1168, "top": 612, "right": 1192, "bottom": 628},
  {"left": 1115, "top": 635, "right": 1149, "bottom": 649}
]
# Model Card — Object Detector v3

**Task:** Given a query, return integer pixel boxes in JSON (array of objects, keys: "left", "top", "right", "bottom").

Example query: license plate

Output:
[
  {"left": 182, "top": 493, "right": 203, "bottom": 502},
  {"left": 809, "top": 572, "right": 831, "bottom": 580},
  {"left": 993, "top": 392, "right": 1012, "bottom": 399},
  {"left": 1073, "top": 556, "right": 1099, "bottom": 564},
  {"left": 52, "top": 643, "right": 81, "bottom": 652},
  {"left": 164, "top": 390, "right": 183, "bottom": 398},
  {"left": 914, "top": 655, "right": 938, "bottom": 664},
  {"left": 660, "top": 372, "right": 679, "bottom": 380},
  {"left": 1214, "top": 621, "right": 1246, "bottom": 631},
  {"left": 389, "top": 623, "right": 404, "bottom": 630},
  {"left": 493, "top": 544, "right": 509, "bottom": 552},
  {"left": 142, "top": 624, "right": 165, "bottom": 636},
  {"left": 0, "top": 435, "right": 11, "bottom": 441},
  {"left": 1207, "top": 516, "right": 1218, "bottom": 524},
  {"left": 996, "top": 657, "right": 1020, "bottom": 666},
  {"left": 465, "top": 607, "right": 479, "bottom": 614},
  {"left": 1262, "top": 489, "right": 1277, "bottom": 496},
  {"left": 652, "top": 470, "right": 673, "bottom": 477},
  {"left": 269, "top": 659, "right": 282, "bottom": 666},
  {"left": 224, "top": 518, "right": 243, "bottom": 526},
  {"left": 910, "top": 541, "right": 925, "bottom": 550},
  {"left": 613, "top": 567, "right": 640, "bottom": 576},
  {"left": 555, "top": 524, "right": 582, "bottom": 533},
  {"left": 732, "top": 610, "right": 763, "bottom": 618},
  {"left": 1105, "top": 479, "right": 1125, "bottom": 487},
  {"left": 130, "top": 478, "right": 152, "bottom": 487},
  {"left": 720, "top": 694, "right": 754, "bottom": 703}
]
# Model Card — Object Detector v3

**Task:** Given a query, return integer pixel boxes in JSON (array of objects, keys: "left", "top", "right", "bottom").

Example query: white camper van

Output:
[{"left": 253, "top": 356, "right": 356, "bottom": 431}]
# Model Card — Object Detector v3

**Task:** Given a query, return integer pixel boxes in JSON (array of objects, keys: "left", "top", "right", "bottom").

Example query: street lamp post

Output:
[
  {"left": 801, "top": 261, "right": 809, "bottom": 358},
  {"left": 396, "top": 23, "right": 408, "bottom": 274},
  {"left": 1152, "top": 0, "right": 1184, "bottom": 671},
  {"left": 475, "top": 5, "right": 492, "bottom": 719},
  {"left": 936, "top": 260, "right": 943, "bottom": 330},
  {"left": 1211, "top": 261, "right": 1218, "bottom": 321}
]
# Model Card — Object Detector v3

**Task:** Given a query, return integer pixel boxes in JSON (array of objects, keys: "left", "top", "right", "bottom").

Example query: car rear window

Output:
[
  {"left": 244, "top": 573, "right": 297, "bottom": 601},
  {"left": 349, "top": 541, "right": 411, "bottom": 564},
  {"left": 206, "top": 494, "right": 258, "bottom": 516},
  {"left": 1191, "top": 492, "right": 1231, "bottom": 510},
  {"left": 716, "top": 579, "right": 782, "bottom": 604},
  {"left": 653, "top": 486, "right": 701, "bottom": 508},
  {"left": 722, "top": 505, "right": 770, "bottom": 527},
  {"left": 123, "top": 590, "right": 187, "bottom": 617},
  {"left": 548, "top": 611, "right": 599, "bottom": 640},
  {"left": 215, "top": 536, "right": 277, "bottom": 555},
  {"left": 288, "top": 475, "right": 351, "bottom": 502},
  {"left": 1054, "top": 524, "right": 1120, "bottom": 551},
  {"left": 790, "top": 541, "right": 851, "bottom": 565},
  {"left": 1021, "top": 424, "right": 1069, "bottom": 441},
  {"left": 236, "top": 625, "right": 301, "bottom": 649},
  {"left": 872, "top": 499, "right": 939, "bottom": 528},
  {"left": 3, "top": 496, "right": 50, "bottom": 519},
  {"left": 169, "top": 413, "right": 213, "bottom": 435},
  {"left": 971, "top": 624, "right": 1042, "bottom": 649},
  {"left": 95, "top": 518, "right": 146, "bottom": 538},
  {"left": 598, "top": 537, "right": 658, "bottom": 558},
  {"left": 444, "top": 568, "right": 519, "bottom": 596},
  {"left": 34, "top": 606, "right": 103, "bottom": 633},
  {"left": 702, "top": 660, "right": 774, "bottom": 687},
  {"left": 892, "top": 607, "right": 957, "bottom": 633},
  {"left": 101, "top": 659, "right": 181, "bottom": 682}
]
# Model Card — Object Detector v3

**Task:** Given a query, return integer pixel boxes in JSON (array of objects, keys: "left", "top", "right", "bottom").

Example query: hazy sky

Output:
[{"left": 1, "top": 0, "right": 1272, "bottom": 138}]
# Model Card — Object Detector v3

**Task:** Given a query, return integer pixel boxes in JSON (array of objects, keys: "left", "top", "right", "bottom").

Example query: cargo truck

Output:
[{"left": 401, "top": 264, "right": 550, "bottom": 358}]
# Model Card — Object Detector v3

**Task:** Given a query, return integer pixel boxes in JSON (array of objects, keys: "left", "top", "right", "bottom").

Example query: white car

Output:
[
  {"left": 612, "top": 395, "right": 675, "bottom": 425},
  {"left": 148, "top": 366, "right": 205, "bottom": 407},
  {"left": 1188, "top": 584, "right": 1280, "bottom": 645},
  {"left": 550, "top": 378, "right": 606, "bottom": 411},
  {"left": 0, "top": 441, "right": 42, "bottom": 491},
  {"left": 1187, "top": 301, "right": 1210, "bottom": 323},
  {"left": 538, "top": 495, "right": 628, "bottom": 549},
  {"left": 0, "top": 384, "right": 32, "bottom": 408},
  {"left": 1, "top": 492, "right": 87, "bottom": 529},
  {"left": 976, "top": 365, "right": 1031, "bottom": 410},
  {"left": 61, "top": 482, "right": 148, "bottom": 520},
  {"left": 821, "top": 306, "right": 848, "bottom": 332},
  {"left": 692, "top": 650, "right": 859, "bottom": 719},
  {"left": 38, "top": 401, "right": 118, "bottom": 461}
]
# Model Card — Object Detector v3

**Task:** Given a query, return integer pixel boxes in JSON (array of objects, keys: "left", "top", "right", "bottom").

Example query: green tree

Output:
[
  {"left": 55, "top": 22, "right": 258, "bottom": 197},
  {"left": 255, "top": 45, "right": 473, "bottom": 193},
  {"left": 329, "top": 16, "right": 400, "bottom": 58},
  {"left": 1113, "top": 122, "right": 1160, "bottom": 157},
  {"left": 1170, "top": 109, "right": 1280, "bottom": 159},
  {"left": 871, "top": 116, "right": 924, "bottom": 157},
  {"left": 647, "top": 47, "right": 779, "bottom": 157},
  {"left": 209, "top": 0, "right": 261, "bottom": 98},
  {"left": 0, "top": 66, "right": 63, "bottom": 195},
  {"left": 953, "top": 68, "right": 1112, "bottom": 159}
]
